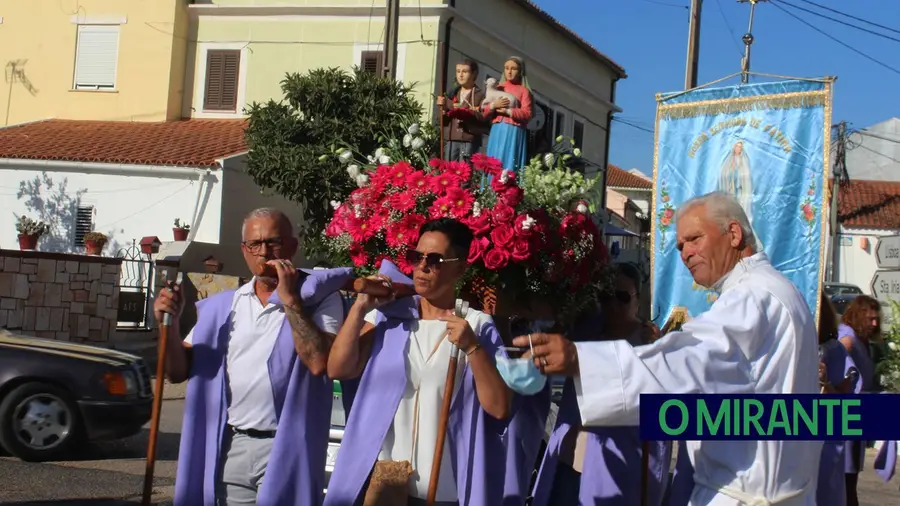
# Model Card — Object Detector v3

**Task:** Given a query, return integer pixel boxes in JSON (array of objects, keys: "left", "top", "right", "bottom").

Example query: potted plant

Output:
[
  {"left": 83, "top": 232, "right": 108, "bottom": 256},
  {"left": 173, "top": 219, "right": 190, "bottom": 241},
  {"left": 15, "top": 215, "right": 49, "bottom": 251}
]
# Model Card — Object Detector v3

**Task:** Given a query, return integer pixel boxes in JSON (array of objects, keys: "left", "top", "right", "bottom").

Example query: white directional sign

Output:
[
  {"left": 875, "top": 235, "right": 900, "bottom": 269},
  {"left": 870, "top": 270, "right": 900, "bottom": 304}
]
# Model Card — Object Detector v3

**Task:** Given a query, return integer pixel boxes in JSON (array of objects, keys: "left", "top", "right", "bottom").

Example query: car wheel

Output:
[{"left": 0, "top": 382, "right": 81, "bottom": 462}]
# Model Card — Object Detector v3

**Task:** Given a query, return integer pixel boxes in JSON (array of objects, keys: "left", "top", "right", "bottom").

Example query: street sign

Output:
[
  {"left": 870, "top": 270, "right": 900, "bottom": 304},
  {"left": 875, "top": 235, "right": 900, "bottom": 269}
]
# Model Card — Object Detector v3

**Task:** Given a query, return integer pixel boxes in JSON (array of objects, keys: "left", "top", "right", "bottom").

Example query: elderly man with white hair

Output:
[{"left": 514, "top": 191, "right": 821, "bottom": 505}]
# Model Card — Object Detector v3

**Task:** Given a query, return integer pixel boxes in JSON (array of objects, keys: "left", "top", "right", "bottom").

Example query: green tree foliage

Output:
[{"left": 244, "top": 67, "right": 426, "bottom": 254}]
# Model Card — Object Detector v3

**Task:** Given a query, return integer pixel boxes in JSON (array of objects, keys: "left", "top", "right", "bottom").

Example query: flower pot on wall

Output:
[
  {"left": 85, "top": 240, "right": 103, "bottom": 256},
  {"left": 18, "top": 234, "right": 38, "bottom": 251},
  {"left": 173, "top": 228, "right": 189, "bottom": 241}
]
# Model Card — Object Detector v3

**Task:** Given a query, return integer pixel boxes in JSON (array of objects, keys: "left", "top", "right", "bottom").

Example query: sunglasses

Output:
[
  {"left": 242, "top": 237, "right": 285, "bottom": 253},
  {"left": 405, "top": 250, "right": 459, "bottom": 269},
  {"left": 614, "top": 290, "right": 636, "bottom": 305}
]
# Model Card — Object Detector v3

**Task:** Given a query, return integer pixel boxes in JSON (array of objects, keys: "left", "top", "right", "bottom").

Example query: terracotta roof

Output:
[
  {"left": 0, "top": 119, "right": 248, "bottom": 167},
  {"left": 512, "top": 0, "right": 627, "bottom": 78},
  {"left": 838, "top": 179, "right": 900, "bottom": 230},
  {"left": 607, "top": 164, "right": 652, "bottom": 190}
]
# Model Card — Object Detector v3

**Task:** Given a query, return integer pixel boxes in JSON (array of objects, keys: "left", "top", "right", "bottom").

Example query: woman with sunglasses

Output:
[
  {"left": 324, "top": 218, "right": 512, "bottom": 506},
  {"left": 530, "top": 262, "right": 672, "bottom": 506}
]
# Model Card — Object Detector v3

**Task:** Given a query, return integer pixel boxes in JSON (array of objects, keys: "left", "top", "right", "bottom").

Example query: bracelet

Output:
[{"left": 465, "top": 344, "right": 482, "bottom": 356}]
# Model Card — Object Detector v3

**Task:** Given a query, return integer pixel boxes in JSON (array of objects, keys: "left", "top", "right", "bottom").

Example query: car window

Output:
[
  {"left": 842, "top": 286, "right": 863, "bottom": 295},
  {"left": 824, "top": 285, "right": 837, "bottom": 296}
]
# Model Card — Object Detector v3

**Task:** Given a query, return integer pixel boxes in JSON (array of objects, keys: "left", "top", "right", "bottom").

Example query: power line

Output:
[
  {"left": 770, "top": 2, "right": 900, "bottom": 76},
  {"left": 613, "top": 117, "right": 654, "bottom": 134},
  {"left": 794, "top": 0, "right": 900, "bottom": 36},
  {"left": 859, "top": 129, "right": 900, "bottom": 145},
  {"left": 775, "top": 0, "right": 900, "bottom": 44},
  {"left": 637, "top": 0, "right": 689, "bottom": 9},
  {"left": 714, "top": 0, "right": 744, "bottom": 55}
]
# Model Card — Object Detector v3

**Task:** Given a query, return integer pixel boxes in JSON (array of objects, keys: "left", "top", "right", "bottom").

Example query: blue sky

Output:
[{"left": 534, "top": 0, "right": 900, "bottom": 174}]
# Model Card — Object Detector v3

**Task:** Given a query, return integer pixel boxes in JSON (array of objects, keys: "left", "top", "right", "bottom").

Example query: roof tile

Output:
[
  {"left": 0, "top": 119, "right": 248, "bottom": 167},
  {"left": 838, "top": 179, "right": 900, "bottom": 230},
  {"left": 607, "top": 164, "right": 652, "bottom": 190}
]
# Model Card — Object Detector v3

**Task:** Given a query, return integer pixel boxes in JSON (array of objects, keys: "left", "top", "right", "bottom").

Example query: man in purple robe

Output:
[{"left": 153, "top": 207, "right": 351, "bottom": 506}]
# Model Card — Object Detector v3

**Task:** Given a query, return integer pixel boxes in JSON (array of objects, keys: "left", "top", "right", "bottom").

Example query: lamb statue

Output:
[{"left": 481, "top": 77, "right": 519, "bottom": 109}]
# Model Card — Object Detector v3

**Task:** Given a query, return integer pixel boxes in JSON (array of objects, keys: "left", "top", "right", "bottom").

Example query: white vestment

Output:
[{"left": 574, "top": 253, "right": 822, "bottom": 506}]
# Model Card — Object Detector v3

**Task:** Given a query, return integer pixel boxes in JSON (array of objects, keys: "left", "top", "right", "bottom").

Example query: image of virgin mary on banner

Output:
[{"left": 651, "top": 79, "right": 833, "bottom": 324}]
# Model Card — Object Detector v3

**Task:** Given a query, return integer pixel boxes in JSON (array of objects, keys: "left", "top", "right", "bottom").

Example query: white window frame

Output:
[
  {"left": 72, "top": 24, "right": 121, "bottom": 91},
  {"left": 352, "top": 43, "right": 407, "bottom": 81},
  {"left": 532, "top": 91, "right": 574, "bottom": 141},
  {"left": 193, "top": 42, "right": 249, "bottom": 119}
]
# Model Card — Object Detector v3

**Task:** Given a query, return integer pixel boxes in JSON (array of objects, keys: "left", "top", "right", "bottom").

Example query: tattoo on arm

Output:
[{"left": 284, "top": 302, "right": 334, "bottom": 369}]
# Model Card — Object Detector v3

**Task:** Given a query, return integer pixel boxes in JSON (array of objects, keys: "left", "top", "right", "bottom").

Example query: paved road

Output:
[{"left": 1, "top": 396, "right": 898, "bottom": 505}]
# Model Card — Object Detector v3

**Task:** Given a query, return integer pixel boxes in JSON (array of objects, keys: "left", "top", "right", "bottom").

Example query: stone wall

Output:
[{"left": 0, "top": 249, "right": 123, "bottom": 342}]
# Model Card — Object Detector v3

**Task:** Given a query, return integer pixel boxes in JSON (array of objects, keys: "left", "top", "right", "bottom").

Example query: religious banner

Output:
[{"left": 651, "top": 79, "right": 834, "bottom": 324}]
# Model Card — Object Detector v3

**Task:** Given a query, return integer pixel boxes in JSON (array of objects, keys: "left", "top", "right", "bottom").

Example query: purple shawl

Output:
[
  {"left": 323, "top": 260, "right": 508, "bottom": 506},
  {"left": 173, "top": 268, "right": 355, "bottom": 506},
  {"left": 502, "top": 385, "right": 552, "bottom": 505},
  {"left": 816, "top": 339, "right": 857, "bottom": 506},
  {"left": 875, "top": 438, "right": 897, "bottom": 484},
  {"left": 531, "top": 313, "right": 672, "bottom": 506}
]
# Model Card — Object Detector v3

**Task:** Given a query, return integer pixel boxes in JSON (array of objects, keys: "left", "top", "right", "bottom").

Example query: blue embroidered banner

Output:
[{"left": 651, "top": 79, "right": 833, "bottom": 324}]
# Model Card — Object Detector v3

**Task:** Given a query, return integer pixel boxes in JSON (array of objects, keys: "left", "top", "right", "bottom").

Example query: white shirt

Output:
[
  {"left": 185, "top": 278, "right": 345, "bottom": 431},
  {"left": 573, "top": 253, "right": 822, "bottom": 506},
  {"left": 366, "top": 308, "right": 494, "bottom": 501}
]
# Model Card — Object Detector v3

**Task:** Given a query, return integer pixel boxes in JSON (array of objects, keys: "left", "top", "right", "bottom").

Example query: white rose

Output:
[
  {"left": 472, "top": 201, "right": 482, "bottom": 217},
  {"left": 378, "top": 155, "right": 391, "bottom": 165},
  {"left": 339, "top": 150, "right": 353, "bottom": 164},
  {"left": 521, "top": 214, "right": 536, "bottom": 230},
  {"left": 330, "top": 200, "right": 341, "bottom": 210},
  {"left": 573, "top": 148, "right": 582, "bottom": 157},
  {"left": 543, "top": 153, "right": 556, "bottom": 168},
  {"left": 411, "top": 137, "right": 425, "bottom": 150},
  {"left": 367, "top": 155, "right": 376, "bottom": 164},
  {"left": 889, "top": 341, "right": 898, "bottom": 351},
  {"left": 408, "top": 123, "right": 420, "bottom": 136},
  {"left": 356, "top": 174, "right": 369, "bottom": 187},
  {"left": 347, "top": 164, "right": 360, "bottom": 178},
  {"left": 403, "top": 134, "right": 413, "bottom": 147},
  {"left": 375, "top": 148, "right": 385, "bottom": 159},
  {"left": 576, "top": 203, "right": 588, "bottom": 214}
]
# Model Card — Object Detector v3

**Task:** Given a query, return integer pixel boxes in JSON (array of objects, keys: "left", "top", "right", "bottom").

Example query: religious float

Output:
[{"left": 321, "top": 124, "right": 614, "bottom": 327}]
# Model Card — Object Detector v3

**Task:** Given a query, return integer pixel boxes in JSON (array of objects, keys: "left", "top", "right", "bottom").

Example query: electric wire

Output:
[
  {"left": 794, "top": 0, "right": 900, "bottom": 36},
  {"left": 775, "top": 0, "right": 900, "bottom": 44},
  {"left": 770, "top": 2, "right": 900, "bottom": 76},
  {"left": 714, "top": 0, "right": 744, "bottom": 55}
]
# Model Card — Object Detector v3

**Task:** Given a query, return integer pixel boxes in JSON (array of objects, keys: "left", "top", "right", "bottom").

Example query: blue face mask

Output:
[{"left": 495, "top": 354, "right": 547, "bottom": 396}]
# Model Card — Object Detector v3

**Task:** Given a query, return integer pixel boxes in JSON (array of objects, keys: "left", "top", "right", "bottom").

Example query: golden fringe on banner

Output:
[{"left": 658, "top": 91, "right": 828, "bottom": 120}]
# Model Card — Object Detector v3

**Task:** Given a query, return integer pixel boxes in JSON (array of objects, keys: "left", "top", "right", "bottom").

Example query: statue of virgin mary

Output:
[{"left": 718, "top": 140, "right": 754, "bottom": 224}]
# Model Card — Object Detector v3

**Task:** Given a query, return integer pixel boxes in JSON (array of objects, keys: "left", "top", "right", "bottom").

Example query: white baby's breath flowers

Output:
[
  {"left": 356, "top": 174, "right": 369, "bottom": 188},
  {"left": 411, "top": 137, "right": 425, "bottom": 150},
  {"left": 347, "top": 164, "right": 360, "bottom": 178},
  {"left": 408, "top": 123, "right": 420, "bottom": 136}
]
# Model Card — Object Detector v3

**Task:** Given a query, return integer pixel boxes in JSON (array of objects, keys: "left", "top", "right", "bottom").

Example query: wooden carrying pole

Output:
[
  {"left": 142, "top": 271, "right": 182, "bottom": 506},
  {"left": 426, "top": 299, "right": 469, "bottom": 505}
]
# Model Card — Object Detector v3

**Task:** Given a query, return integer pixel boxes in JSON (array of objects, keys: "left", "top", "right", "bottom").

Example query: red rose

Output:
[
  {"left": 464, "top": 213, "right": 492, "bottom": 236},
  {"left": 492, "top": 204, "right": 515, "bottom": 223},
  {"left": 499, "top": 186, "right": 524, "bottom": 207},
  {"left": 513, "top": 214, "right": 534, "bottom": 238},
  {"left": 483, "top": 247, "right": 510, "bottom": 270},
  {"left": 490, "top": 224, "right": 515, "bottom": 247},
  {"left": 468, "top": 236, "right": 490, "bottom": 263},
  {"left": 511, "top": 237, "right": 533, "bottom": 262}
]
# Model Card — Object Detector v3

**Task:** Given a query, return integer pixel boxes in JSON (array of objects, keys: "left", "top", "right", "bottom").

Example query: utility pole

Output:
[
  {"left": 684, "top": 0, "right": 703, "bottom": 90},
  {"left": 383, "top": 0, "right": 401, "bottom": 79},
  {"left": 828, "top": 121, "right": 848, "bottom": 282},
  {"left": 737, "top": 0, "right": 768, "bottom": 84}
]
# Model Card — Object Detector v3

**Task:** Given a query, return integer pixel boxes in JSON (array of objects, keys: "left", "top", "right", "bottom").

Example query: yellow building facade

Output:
[{"left": 0, "top": 0, "right": 190, "bottom": 126}]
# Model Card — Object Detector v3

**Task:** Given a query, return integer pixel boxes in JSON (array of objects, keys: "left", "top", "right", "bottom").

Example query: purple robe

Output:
[
  {"left": 531, "top": 313, "right": 672, "bottom": 506},
  {"left": 503, "top": 385, "right": 552, "bottom": 505},
  {"left": 875, "top": 438, "right": 897, "bottom": 484},
  {"left": 816, "top": 339, "right": 857, "bottom": 506},
  {"left": 323, "top": 260, "right": 508, "bottom": 506},
  {"left": 174, "top": 268, "right": 355, "bottom": 506}
]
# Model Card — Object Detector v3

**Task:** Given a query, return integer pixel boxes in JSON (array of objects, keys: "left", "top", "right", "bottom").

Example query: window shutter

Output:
[
  {"left": 360, "top": 50, "right": 384, "bottom": 76},
  {"left": 203, "top": 50, "right": 241, "bottom": 111},
  {"left": 73, "top": 25, "right": 120, "bottom": 89},
  {"left": 573, "top": 120, "right": 585, "bottom": 149},
  {"left": 74, "top": 205, "right": 94, "bottom": 246}
]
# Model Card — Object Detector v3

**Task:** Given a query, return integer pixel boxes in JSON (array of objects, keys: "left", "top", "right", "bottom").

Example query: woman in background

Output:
[
  {"left": 530, "top": 263, "right": 671, "bottom": 506},
  {"left": 838, "top": 296, "right": 880, "bottom": 506},
  {"left": 817, "top": 291, "right": 858, "bottom": 506},
  {"left": 482, "top": 56, "right": 532, "bottom": 175}
]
